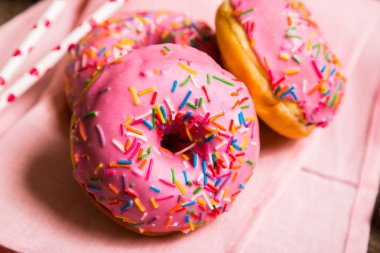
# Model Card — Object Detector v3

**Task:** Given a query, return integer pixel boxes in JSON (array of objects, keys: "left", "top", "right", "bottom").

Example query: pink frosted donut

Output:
[
  {"left": 70, "top": 43, "right": 260, "bottom": 235},
  {"left": 216, "top": 0, "right": 346, "bottom": 138},
  {"left": 65, "top": 11, "right": 219, "bottom": 105}
]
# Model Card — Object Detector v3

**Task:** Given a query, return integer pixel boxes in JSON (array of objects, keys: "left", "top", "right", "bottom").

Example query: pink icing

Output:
[
  {"left": 70, "top": 44, "right": 260, "bottom": 234},
  {"left": 230, "top": 0, "right": 346, "bottom": 126},
  {"left": 65, "top": 11, "right": 219, "bottom": 105}
]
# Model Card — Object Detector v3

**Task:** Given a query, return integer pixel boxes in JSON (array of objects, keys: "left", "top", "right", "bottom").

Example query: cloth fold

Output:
[{"left": 0, "top": 0, "right": 379, "bottom": 252}]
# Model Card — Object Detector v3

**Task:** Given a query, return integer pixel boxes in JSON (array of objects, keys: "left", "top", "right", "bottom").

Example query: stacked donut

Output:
[{"left": 66, "top": 1, "right": 346, "bottom": 235}]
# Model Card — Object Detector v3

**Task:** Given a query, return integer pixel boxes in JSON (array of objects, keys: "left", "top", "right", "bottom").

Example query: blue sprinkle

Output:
[
  {"left": 290, "top": 91, "right": 298, "bottom": 100},
  {"left": 323, "top": 89, "right": 331, "bottom": 96},
  {"left": 193, "top": 153, "right": 198, "bottom": 168},
  {"left": 182, "top": 201, "right": 196, "bottom": 207},
  {"left": 120, "top": 200, "right": 133, "bottom": 212},
  {"left": 149, "top": 185, "right": 161, "bottom": 193},
  {"left": 239, "top": 183, "right": 245, "bottom": 189},
  {"left": 160, "top": 106, "right": 167, "bottom": 122},
  {"left": 98, "top": 47, "right": 106, "bottom": 56},
  {"left": 238, "top": 112, "right": 247, "bottom": 127},
  {"left": 171, "top": 80, "right": 178, "bottom": 92},
  {"left": 279, "top": 86, "right": 295, "bottom": 99},
  {"left": 330, "top": 68, "right": 336, "bottom": 76},
  {"left": 204, "top": 134, "right": 216, "bottom": 143},
  {"left": 183, "top": 170, "right": 188, "bottom": 184},
  {"left": 182, "top": 111, "right": 192, "bottom": 122},
  {"left": 179, "top": 90, "right": 192, "bottom": 109},
  {"left": 215, "top": 178, "right": 223, "bottom": 187},
  {"left": 185, "top": 215, "right": 190, "bottom": 223},
  {"left": 87, "top": 184, "right": 100, "bottom": 191},
  {"left": 202, "top": 160, "right": 208, "bottom": 185},
  {"left": 118, "top": 160, "right": 132, "bottom": 165},
  {"left": 143, "top": 119, "right": 154, "bottom": 130},
  {"left": 212, "top": 153, "right": 217, "bottom": 169},
  {"left": 232, "top": 142, "right": 243, "bottom": 151},
  {"left": 320, "top": 65, "right": 327, "bottom": 73}
]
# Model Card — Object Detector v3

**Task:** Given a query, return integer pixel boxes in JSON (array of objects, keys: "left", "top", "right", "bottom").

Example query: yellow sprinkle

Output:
[
  {"left": 129, "top": 86, "right": 140, "bottom": 105},
  {"left": 134, "top": 198, "right": 145, "bottom": 212},
  {"left": 215, "top": 152, "right": 220, "bottom": 159},
  {"left": 181, "top": 154, "right": 190, "bottom": 161},
  {"left": 150, "top": 198, "right": 158, "bottom": 209},
  {"left": 279, "top": 53, "right": 290, "bottom": 61},
  {"left": 175, "top": 181, "right": 186, "bottom": 195},
  {"left": 307, "top": 40, "right": 311, "bottom": 50},
  {"left": 189, "top": 219, "right": 195, "bottom": 231},
  {"left": 238, "top": 157, "right": 244, "bottom": 163},
  {"left": 284, "top": 69, "right": 300, "bottom": 75},
  {"left": 185, "top": 125, "right": 193, "bottom": 142},
  {"left": 108, "top": 183, "right": 120, "bottom": 194},
  {"left": 197, "top": 198, "right": 206, "bottom": 205},
  {"left": 241, "top": 135, "right": 248, "bottom": 150},
  {"left": 246, "top": 117, "right": 257, "bottom": 122},
  {"left": 223, "top": 188, "right": 229, "bottom": 198},
  {"left": 178, "top": 62, "right": 197, "bottom": 75},
  {"left": 124, "top": 116, "right": 134, "bottom": 127},
  {"left": 211, "top": 200, "right": 218, "bottom": 206},
  {"left": 93, "top": 163, "right": 104, "bottom": 175},
  {"left": 154, "top": 69, "right": 160, "bottom": 75},
  {"left": 250, "top": 39, "right": 255, "bottom": 47},
  {"left": 155, "top": 105, "right": 166, "bottom": 124},
  {"left": 126, "top": 126, "right": 143, "bottom": 135},
  {"left": 171, "top": 22, "right": 180, "bottom": 29},
  {"left": 229, "top": 145, "right": 235, "bottom": 152},
  {"left": 138, "top": 87, "right": 155, "bottom": 96}
]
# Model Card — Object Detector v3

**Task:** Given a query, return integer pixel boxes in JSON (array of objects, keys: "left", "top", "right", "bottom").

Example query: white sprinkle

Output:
[
  {"left": 222, "top": 153, "right": 230, "bottom": 165},
  {"left": 183, "top": 161, "right": 189, "bottom": 169},
  {"left": 135, "top": 110, "right": 152, "bottom": 120},
  {"left": 164, "top": 97, "right": 176, "bottom": 120},
  {"left": 191, "top": 192, "right": 202, "bottom": 201},
  {"left": 112, "top": 139, "right": 124, "bottom": 152},
  {"left": 141, "top": 212, "right": 148, "bottom": 221},
  {"left": 251, "top": 141, "right": 258, "bottom": 146},
  {"left": 302, "top": 80, "right": 308, "bottom": 93},
  {"left": 239, "top": 127, "right": 249, "bottom": 134},
  {"left": 202, "top": 191, "right": 214, "bottom": 210},
  {"left": 174, "top": 143, "right": 196, "bottom": 155},
  {"left": 214, "top": 140, "right": 227, "bottom": 151},
  {"left": 153, "top": 147, "right": 161, "bottom": 155},
  {"left": 126, "top": 132, "right": 147, "bottom": 142},
  {"left": 190, "top": 75, "right": 200, "bottom": 88}
]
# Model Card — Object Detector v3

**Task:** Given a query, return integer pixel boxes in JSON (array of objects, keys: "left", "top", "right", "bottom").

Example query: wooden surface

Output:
[{"left": 0, "top": 1, "right": 379, "bottom": 253}]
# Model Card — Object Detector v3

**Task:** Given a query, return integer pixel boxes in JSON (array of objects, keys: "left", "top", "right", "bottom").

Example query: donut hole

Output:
[{"left": 159, "top": 115, "right": 208, "bottom": 158}]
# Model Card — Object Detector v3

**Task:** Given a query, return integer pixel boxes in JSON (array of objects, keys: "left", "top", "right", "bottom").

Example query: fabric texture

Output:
[{"left": 0, "top": 0, "right": 379, "bottom": 252}]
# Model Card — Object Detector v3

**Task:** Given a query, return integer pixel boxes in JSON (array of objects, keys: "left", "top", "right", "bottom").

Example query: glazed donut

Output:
[
  {"left": 215, "top": 0, "right": 346, "bottom": 138},
  {"left": 65, "top": 11, "right": 219, "bottom": 105},
  {"left": 70, "top": 44, "right": 260, "bottom": 235}
]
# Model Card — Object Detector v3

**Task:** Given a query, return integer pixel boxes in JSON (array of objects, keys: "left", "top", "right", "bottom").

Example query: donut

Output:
[
  {"left": 215, "top": 0, "right": 346, "bottom": 138},
  {"left": 65, "top": 11, "right": 219, "bottom": 106},
  {"left": 69, "top": 43, "right": 260, "bottom": 235},
  {"left": 66, "top": 12, "right": 260, "bottom": 236}
]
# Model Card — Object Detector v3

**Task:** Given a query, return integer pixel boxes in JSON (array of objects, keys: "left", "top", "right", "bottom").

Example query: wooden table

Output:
[{"left": 0, "top": 1, "right": 379, "bottom": 253}]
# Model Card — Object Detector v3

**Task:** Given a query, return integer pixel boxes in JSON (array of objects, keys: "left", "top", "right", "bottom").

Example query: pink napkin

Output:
[{"left": 0, "top": 0, "right": 379, "bottom": 252}]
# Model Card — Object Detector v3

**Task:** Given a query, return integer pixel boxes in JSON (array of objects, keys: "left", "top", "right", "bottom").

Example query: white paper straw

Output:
[
  {"left": 0, "top": 0, "right": 67, "bottom": 90},
  {"left": 0, "top": 0, "right": 126, "bottom": 113}
]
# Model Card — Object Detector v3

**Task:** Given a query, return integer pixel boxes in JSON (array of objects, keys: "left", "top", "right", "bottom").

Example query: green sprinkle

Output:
[
  {"left": 212, "top": 75, "right": 234, "bottom": 86},
  {"left": 127, "top": 222, "right": 144, "bottom": 227},
  {"left": 83, "top": 111, "right": 97, "bottom": 120},
  {"left": 238, "top": 8, "right": 254, "bottom": 16},
  {"left": 274, "top": 86, "right": 281, "bottom": 95},
  {"left": 198, "top": 97, "right": 203, "bottom": 107},
  {"left": 292, "top": 55, "right": 301, "bottom": 64},
  {"left": 81, "top": 68, "right": 103, "bottom": 97},
  {"left": 193, "top": 186, "right": 203, "bottom": 194},
  {"left": 162, "top": 33, "right": 173, "bottom": 43},
  {"left": 129, "top": 183, "right": 135, "bottom": 188},
  {"left": 89, "top": 177, "right": 102, "bottom": 182},
  {"left": 206, "top": 74, "right": 211, "bottom": 84},
  {"left": 171, "top": 168, "right": 176, "bottom": 183},
  {"left": 286, "top": 26, "right": 297, "bottom": 32},
  {"left": 286, "top": 34, "right": 302, "bottom": 40},
  {"left": 312, "top": 44, "right": 321, "bottom": 58},
  {"left": 246, "top": 160, "right": 254, "bottom": 166},
  {"left": 164, "top": 45, "right": 171, "bottom": 52},
  {"left": 147, "top": 146, "right": 152, "bottom": 154},
  {"left": 180, "top": 75, "right": 191, "bottom": 86},
  {"left": 187, "top": 210, "right": 195, "bottom": 214},
  {"left": 152, "top": 107, "right": 156, "bottom": 129},
  {"left": 187, "top": 102, "right": 197, "bottom": 109},
  {"left": 241, "top": 105, "right": 249, "bottom": 110},
  {"left": 187, "top": 181, "right": 193, "bottom": 186},
  {"left": 194, "top": 222, "right": 206, "bottom": 225}
]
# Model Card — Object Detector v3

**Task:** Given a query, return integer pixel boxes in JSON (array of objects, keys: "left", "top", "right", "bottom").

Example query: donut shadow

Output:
[
  {"left": 23, "top": 102, "right": 187, "bottom": 247},
  {"left": 258, "top": 119, "right": 297, "bottom": 154}
]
